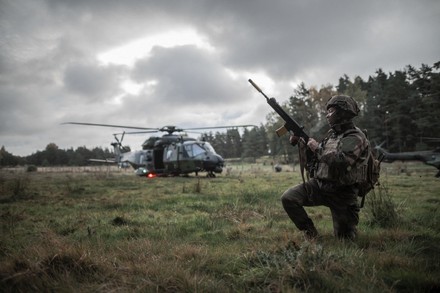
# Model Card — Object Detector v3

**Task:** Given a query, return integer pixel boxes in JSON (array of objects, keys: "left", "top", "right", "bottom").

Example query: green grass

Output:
[{"left": 1, "top": 162, "right": 439, "bottom": 292}]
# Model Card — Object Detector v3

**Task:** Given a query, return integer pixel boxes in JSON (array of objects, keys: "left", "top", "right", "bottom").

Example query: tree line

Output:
[
  {"left": 1, "top": 61, "right": 439, "bottom": 167},
  {"left": 0, "top": 143, "right": 114, "bottom": 167},
  {"left": 207, "top": 61, "right": 440, "bottom": 162}
]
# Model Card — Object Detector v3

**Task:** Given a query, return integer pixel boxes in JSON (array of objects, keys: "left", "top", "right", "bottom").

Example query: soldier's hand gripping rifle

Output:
[{"left": 248, "top": 79, "right": 316, "bottom": 176}]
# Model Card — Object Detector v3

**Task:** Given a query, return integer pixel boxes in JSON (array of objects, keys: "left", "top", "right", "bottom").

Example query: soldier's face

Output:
[{"left": 326, "top": 107, "right": 338, "bottom": 126}]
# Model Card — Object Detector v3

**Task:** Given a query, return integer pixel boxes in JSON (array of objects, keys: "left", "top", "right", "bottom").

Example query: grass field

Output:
[{"left": 1, "top": 162, "right": 439, "bottom": 292}]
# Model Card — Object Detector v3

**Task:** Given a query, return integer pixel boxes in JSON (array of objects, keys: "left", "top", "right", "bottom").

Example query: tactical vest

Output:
[{"left": 314, "top": 127, "right": 369, "bottom": 186}]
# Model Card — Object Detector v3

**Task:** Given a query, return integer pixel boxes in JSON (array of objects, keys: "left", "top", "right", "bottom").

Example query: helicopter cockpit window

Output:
[
  {"left": 192, "top": 144, "right": 206, "bottom": 157},
  {"left": 202, "top": 142, "right": 217, "bottom": 154},
  {"left": 184, "top": 145, "right": 193, "bottom": 157},
  {"left": 184, "top": 144, "right": 206, "bottom": 158}
]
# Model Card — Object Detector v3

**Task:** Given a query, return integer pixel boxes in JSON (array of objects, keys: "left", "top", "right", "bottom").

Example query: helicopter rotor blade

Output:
[
  {"left": 115, "top": 130, "right": 160, "bottom": 135},
  {"left": 420, "top": 137, "right": 440, "bottom": 142},
  {"left": 182, "top": 124, "right": 258, "bottom": 131},
  {"left": 62, "top": 122, "right": 158, "bottom": 131},
  {"left": 63, "top": 122, "right": 258, "bottom": 135}
]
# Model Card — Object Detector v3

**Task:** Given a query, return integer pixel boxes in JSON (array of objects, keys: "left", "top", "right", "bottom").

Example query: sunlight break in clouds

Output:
[
  {"left": 98, "top": 28, "right": 216, "bottom": 104},
  {"left": 97, "top": 28, "right": 215, "bottom": 67}
]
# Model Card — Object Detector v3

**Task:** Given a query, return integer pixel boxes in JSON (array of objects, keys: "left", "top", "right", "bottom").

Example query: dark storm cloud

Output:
[
  {"left": 132, "top": 45, "right": 247, "bottom": 105},
  {"left": 1, "top": 0, "right": 439, "bottom": 155},
  {"left": 63, "top": 62, "right": 125, "bottom": 100},
  {"left": 189, "top": 0, "right": 440, "bottom": 81}
]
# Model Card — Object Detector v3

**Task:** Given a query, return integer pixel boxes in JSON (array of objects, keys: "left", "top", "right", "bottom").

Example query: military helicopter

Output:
[
  {"left": 375, "top": 146, "right": 440, "bottom": 177},
  {"left": 63, "top": 122, "right": 255, "bottom": 177}
]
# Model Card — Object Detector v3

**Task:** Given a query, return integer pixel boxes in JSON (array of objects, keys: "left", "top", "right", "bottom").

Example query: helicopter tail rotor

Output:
[
  {"left": 112, "top": 132, "right": 131, "bottom": 153},
  {"left": 113, "top": 132, "right": 124, "bottom": 147}
]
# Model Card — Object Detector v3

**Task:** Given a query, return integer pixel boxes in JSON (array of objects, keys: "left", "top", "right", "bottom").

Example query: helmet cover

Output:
[{"left": 326, "top": 95, "right": 360, "bottom": 117}]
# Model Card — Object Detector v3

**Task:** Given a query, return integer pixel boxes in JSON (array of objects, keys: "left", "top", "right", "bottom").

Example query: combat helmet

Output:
[{"left": 326, "top": 95, "right": 360, "bottom": 117}]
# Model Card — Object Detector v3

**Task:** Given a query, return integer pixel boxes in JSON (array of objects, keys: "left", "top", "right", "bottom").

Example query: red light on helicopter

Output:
[{"left": 147, "top": 173, "right": 156, "bottom": 178}]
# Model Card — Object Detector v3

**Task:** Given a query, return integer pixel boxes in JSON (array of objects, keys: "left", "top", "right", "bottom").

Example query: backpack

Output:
[{"left": 357, "top": 130, "right": 382, "bottom": 208}]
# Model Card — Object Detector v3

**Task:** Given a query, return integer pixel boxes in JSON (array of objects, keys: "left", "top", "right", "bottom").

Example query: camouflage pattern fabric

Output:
[
  {"left": 315, "top": 127, "right": 369, "bottom": 185},
  {"left": 281, "top": 123, "right": 368, "bottom": 240},
  {"left": 281, "top": 179, "right": 359, "bottom": 239}
]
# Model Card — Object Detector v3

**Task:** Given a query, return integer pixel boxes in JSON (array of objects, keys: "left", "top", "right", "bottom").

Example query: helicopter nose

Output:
[
  {"left": 215, "top": 154, "right": 224, "bottom": 166},
  {"left": 203, "top": 154, "right": 224, "bottom": 172}
]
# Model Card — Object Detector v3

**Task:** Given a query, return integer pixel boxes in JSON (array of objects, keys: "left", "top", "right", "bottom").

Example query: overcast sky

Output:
[{"left": 1, "top": 0, "right": 439, "bottom": 156}]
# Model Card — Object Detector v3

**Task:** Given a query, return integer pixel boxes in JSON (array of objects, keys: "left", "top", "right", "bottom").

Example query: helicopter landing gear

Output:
[{"left": 207, "top": 172, "right": 216, "bottom": 178}]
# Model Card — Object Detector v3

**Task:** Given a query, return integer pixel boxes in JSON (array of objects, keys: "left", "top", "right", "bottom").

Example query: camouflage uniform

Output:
[{"left": 281, "top": 95, "right": 369, "bottom": 240}]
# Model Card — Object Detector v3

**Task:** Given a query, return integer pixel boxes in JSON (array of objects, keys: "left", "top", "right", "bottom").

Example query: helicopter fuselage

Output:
[
  {"left": 63, "top": 122, "right": 254, "bottom": 178},
  {"left": 117, "top": 137, "right": 224, "bottom": 177},
  {"left": 163, "top": 140, "right": 224, "bottom": 175},
  {"left": 377, "top": 147, "right": 440, "bottom": 177}
]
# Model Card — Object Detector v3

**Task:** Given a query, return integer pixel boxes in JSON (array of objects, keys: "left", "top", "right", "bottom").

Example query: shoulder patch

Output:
[{"left": 340, "top": 135, "right": 363, "bottom": 153}]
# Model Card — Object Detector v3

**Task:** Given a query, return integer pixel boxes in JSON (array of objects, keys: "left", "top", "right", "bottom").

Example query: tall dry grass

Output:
[{"left": 1, "top": 163, "right": 439, "bottom": 292}]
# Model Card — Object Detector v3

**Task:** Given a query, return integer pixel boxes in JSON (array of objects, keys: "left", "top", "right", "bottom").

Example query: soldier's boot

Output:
[
  {"left": 336, "top": 230, "right": 356, "bottom": 241},
  {"left": 303, "top": 224, "right": 318, "bottom": 240},
  {"left": 334, "top": 223, "right": 357, "bottom": 241}
]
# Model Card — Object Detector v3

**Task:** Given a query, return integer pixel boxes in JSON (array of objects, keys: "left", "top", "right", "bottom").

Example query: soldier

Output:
[{"left": 281, "top": 95, "right": 369, "bottom": 240}]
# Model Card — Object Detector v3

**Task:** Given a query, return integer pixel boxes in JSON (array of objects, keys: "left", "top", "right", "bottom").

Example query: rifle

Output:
[
  {"left": 248, "top": 79, "right": 309, "bottom": 141},
  {"left": 248, "top": 79, "right": 315, "bottom": 175}
]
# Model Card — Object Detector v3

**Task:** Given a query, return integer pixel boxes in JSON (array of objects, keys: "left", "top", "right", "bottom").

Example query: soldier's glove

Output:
[
  {"left": 307, "top": 138, "right": 319, "bottom": 153},
  {"left": 289, "top": 134, "right": 300, "bottom": 146}
]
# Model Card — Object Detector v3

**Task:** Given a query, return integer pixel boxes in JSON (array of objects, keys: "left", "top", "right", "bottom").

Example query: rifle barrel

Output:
[{"left": 248, "top": 79, "right": 269, "bottom": 100}]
